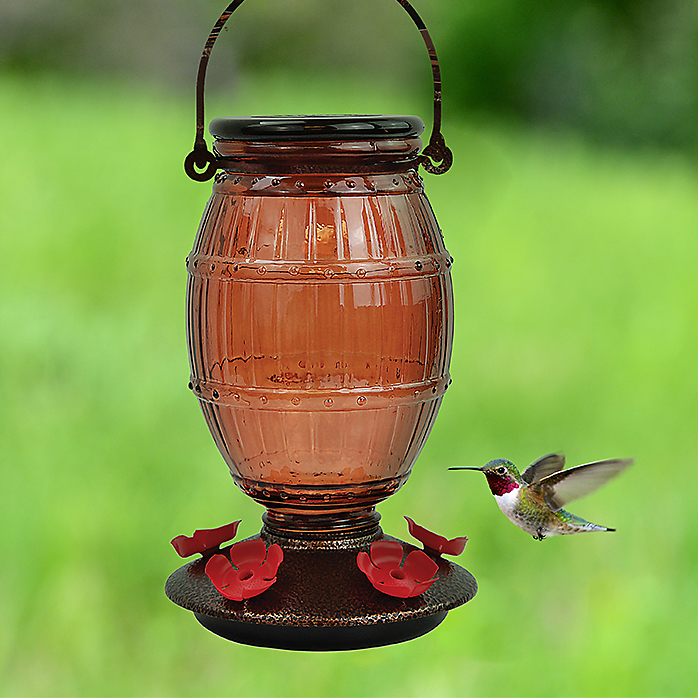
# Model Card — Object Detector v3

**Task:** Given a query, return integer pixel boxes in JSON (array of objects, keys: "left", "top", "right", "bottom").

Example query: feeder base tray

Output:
[{"left": 165, "top": 530, "right": 477, "bottom": 651}]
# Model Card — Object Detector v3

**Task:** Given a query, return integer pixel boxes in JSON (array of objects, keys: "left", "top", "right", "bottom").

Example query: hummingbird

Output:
[{"left": 449, "top": 454, "right": 633, "bottom": 540}]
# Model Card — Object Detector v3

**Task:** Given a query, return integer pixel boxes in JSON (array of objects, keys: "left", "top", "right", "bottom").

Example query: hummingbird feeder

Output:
[{"left": 165, "top": 0, "right": 477, "bottom": 651}]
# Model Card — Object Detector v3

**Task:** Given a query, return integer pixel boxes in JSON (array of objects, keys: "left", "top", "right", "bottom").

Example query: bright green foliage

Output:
[{"left": 1, "top": 73, "right": 697, "bottom": 697}]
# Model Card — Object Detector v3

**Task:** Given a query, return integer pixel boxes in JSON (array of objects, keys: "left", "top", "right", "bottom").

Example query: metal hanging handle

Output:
[{"left": 184, "top": 0, "right": 453, "bottom": 181}]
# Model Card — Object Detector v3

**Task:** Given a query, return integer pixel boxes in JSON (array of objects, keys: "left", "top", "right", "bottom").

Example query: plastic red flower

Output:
[
  {"left": 405, "top": 516, "right": 467, "bottom": 556},
  {"left": 205, "top": 539, "right": 284, "bottom": 601},
  {"left": 356, "top": 541, "right": 439, "bottom": 598},
  {"left": 171, "top": 520, "right": 241, "bottom": 558}
]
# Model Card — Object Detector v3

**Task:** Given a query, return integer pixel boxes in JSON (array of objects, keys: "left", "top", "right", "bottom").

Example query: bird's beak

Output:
[{"left": 448, "top": 466, "right": 483, "bottom": 471}]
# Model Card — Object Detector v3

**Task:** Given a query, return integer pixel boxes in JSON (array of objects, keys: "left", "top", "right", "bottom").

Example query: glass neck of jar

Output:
[{"left": 212, "top": 136, "right": 423, "bottom": 175}]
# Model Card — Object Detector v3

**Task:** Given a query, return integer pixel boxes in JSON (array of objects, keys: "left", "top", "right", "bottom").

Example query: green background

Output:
[{"left": 2, "top": 1, "right": 698, "bottom": 695}]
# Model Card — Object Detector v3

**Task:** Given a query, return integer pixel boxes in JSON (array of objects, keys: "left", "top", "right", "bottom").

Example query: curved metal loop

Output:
[
  {"left": 419, "top": 133, "right": 453, "bottom": 175},
  {"left": 184, "top": 0, "right": 451, "bottom": 181},
  {"left": 184, "top": 145, "right": 219, "bottom": 182}
]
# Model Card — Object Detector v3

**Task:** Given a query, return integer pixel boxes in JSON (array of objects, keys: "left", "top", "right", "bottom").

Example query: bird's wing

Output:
[
  {"left": 521, "top": 453, "right": 566, "bottom": 485},
  {"left": 537, "top": 458, "right": 633, "bottom": 511}
]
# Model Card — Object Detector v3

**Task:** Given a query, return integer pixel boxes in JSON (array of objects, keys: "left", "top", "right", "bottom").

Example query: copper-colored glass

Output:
[{"left": 186, "top": 121, "right": 454, "bottom": 536}]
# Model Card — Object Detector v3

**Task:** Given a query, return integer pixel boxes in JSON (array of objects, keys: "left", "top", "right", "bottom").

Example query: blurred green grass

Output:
[{"left": 1, "top": 73, "right": 697, "bottom": 697}]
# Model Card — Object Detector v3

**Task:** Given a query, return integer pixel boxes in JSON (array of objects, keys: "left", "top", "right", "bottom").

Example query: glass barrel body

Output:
[{"left": 186, "top": 130, "right": 454, "bottom": 535}]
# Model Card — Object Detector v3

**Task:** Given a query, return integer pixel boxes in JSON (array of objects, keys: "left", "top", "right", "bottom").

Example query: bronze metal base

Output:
[{"left": 165, "top": 528, "right": 477, "bottom": 651}]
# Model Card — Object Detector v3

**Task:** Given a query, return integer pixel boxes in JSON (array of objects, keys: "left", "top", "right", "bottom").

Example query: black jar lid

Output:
[{"left": 209, "top": 115, "right": 425, "bottom": 142}]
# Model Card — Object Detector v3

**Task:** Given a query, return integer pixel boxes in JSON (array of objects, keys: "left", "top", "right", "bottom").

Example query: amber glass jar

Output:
[{"left": 186, "top": 115, "right": 453, "bottom": 539}]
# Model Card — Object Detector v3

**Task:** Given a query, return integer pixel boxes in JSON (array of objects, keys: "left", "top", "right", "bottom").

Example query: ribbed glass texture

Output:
[{"left": 186, "top": 146, "right": 453, "bottom": 517}]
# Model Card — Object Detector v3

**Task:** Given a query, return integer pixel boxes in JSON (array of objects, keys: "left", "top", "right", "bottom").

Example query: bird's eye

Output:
[{"left": 496, "top": 466, "right": 506, "bottom": 475}]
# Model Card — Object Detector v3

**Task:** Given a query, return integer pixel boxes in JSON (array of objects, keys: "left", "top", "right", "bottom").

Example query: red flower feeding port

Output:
[
  {"left": 171, "top": 521, "right": 241, "bottom": 558},
  {"left": 357, "top": 541, "right": 439, "bottom": 598},
  {"left": 206, "top": 539, "right": 283, "bottom": 601},
  {"left": 405, "top": 517, "right": 468, "bottom": 557},
  {"left": 165, "top": 0, "right": 477, "bottom": 650}
]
